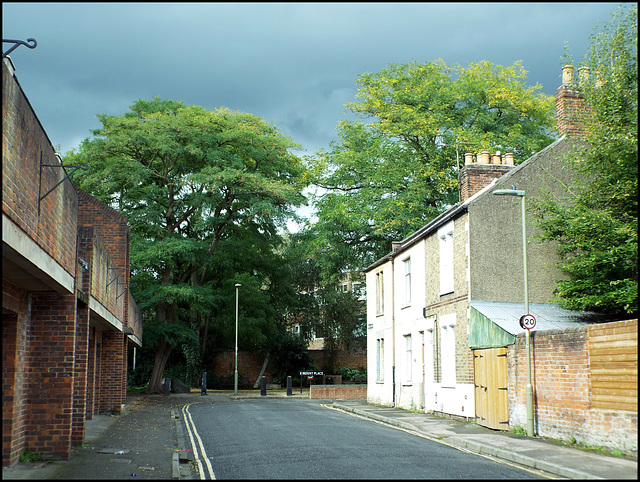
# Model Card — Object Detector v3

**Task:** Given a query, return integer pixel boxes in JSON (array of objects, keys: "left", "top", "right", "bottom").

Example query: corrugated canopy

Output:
[{"left": 471, "top": 301, "right": 592, "bottom": 336}]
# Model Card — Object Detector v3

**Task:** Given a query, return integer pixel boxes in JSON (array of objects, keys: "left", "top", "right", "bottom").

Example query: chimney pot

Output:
[
  {"left": 504, "top": 153, "right": 514, "bottom": 166},
  {"left": 464, "top": 153, "right": 474, "bottom": 165},
  {"left": 492, "top": 153, "right": 502, "bottom": 164},
  {"left": 478, "top": 150, "right": 490, "bottom": 164},
  {"left": 562, "top": 65, "right": 574, "bottom": 85}
]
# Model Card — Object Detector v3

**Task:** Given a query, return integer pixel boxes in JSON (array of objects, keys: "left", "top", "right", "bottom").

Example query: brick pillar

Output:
[
  {"left": 99, "top": 331, "right": 126, "bottom": 413},
  {"left": 86, "top": 326, "right": 97, "bottom": 420},
  {"left": 2, "top": 310, "right": 28, "bottom": 467},
  {"left": 71, "top": 300, "right": 89, "bottom": 446},
  {"left": 26, "top": 292, "right": 77, "bottom": 460}
]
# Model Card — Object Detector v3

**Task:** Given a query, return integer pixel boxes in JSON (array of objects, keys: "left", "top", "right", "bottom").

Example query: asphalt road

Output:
[{"left": 184, "top": 398, "right": 545, "bottom": 479}]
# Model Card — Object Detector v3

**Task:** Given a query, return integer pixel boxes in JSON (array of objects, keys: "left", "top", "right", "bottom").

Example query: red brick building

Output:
[{"left": 2, "top": 56, "right": 142, "bottom": 467}]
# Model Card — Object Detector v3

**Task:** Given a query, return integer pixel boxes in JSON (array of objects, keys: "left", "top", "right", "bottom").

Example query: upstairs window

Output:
[
  {"left": 438, "top": 221, "right": 454, "bottom": 295},
  {"left": 376, "top": 271, "right": 384, "bottom": 315},
  {"left": 403, "top": 257, "right": 411, "bottom": 306}
]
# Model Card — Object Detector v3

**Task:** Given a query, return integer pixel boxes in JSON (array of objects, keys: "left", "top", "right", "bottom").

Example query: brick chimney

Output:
[
  {"left": 458, "top": 150, "right": 515, "bottom": 201},
  {"left": 555, "top": 65, "right": 590, "bottom": 138}
]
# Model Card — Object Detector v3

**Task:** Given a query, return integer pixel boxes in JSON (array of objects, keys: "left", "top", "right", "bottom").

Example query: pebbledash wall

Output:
[
  {"left": 2, "top": 57, "right": 142, "bottom": 467},
  {"left": 508, "top": 319, "right": 637, "bottom": 456}
]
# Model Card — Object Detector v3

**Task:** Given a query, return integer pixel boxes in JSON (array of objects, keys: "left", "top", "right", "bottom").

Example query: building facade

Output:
[
  {"left": 2, "top": 56, "right": 142, "bottom": 467},
  {"left": 365, "top": 66, "right": 595, "bottom": 417}
]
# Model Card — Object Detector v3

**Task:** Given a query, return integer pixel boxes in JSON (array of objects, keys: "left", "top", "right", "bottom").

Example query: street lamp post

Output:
[
  {"left": 234, "top": 283, "right": 241, "bottom": 396},
  {"left": 493, "top": 187, "right": 534, "bottom": 437}
]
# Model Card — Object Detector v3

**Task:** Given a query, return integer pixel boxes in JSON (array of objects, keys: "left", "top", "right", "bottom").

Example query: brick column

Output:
[
  {"left": 71, "top": 300, "right": 89, "bottom": 446},
  {"left": 86, "top": 327, "right": 97, "bottom": 420},
  {"left": 26, "top": 292, "right": 77, "bottom": 459},
  {"left": 99, "top": 331, "right": 126, "bottom": 413}
]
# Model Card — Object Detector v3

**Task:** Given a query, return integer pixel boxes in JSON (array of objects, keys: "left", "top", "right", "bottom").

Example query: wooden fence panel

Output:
[{"left": 588, "top": 320, "right": 637, "bottom": 411}]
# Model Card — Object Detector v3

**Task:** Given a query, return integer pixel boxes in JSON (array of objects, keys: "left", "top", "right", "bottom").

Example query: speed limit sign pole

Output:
[
  {"left": 494, "top": 187, "right": 534, "bottom": 436},
  {"left": 521, "top": 193, "right": 534, "bottom": 438}
]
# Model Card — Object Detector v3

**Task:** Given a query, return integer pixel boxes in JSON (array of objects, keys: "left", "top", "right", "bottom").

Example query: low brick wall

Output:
[{"left": 310, "top": 385, "right": 367, "bottom": 400}]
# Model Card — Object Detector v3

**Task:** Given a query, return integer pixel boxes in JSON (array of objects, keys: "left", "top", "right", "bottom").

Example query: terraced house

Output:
[
  {"left": 365, "top": 66, "right": 637, "bottom": 454},
  {"left": 2, "top": 54, "right": 142, "bottom": 467}
]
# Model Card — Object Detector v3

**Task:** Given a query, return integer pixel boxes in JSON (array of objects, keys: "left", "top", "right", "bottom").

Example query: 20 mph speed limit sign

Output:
[{"left": 519, "top": 314, "right": 536, "bottom": 330}]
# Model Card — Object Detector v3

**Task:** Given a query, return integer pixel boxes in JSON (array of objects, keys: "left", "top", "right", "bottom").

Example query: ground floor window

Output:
[{"left": 376, "top": 338, "right": 384, "bottom": 382}]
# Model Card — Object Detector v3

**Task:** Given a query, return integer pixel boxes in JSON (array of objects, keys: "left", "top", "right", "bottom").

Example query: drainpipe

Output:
[{"left": 391, "top": 251, "right": 396, "bottom": 407}]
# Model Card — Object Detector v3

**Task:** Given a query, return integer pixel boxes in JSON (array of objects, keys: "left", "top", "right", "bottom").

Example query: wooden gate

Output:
[{"left": 474, "top": 347, "right": 509, "bottom": 430}]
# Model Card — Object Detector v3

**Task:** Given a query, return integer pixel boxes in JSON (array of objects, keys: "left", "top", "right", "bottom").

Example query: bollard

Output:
[
  {"left": 260, "top": 376, "right": 267, "bottom": 396},
  {"left": 286, "top": 376, "right": 292, "bottom": 396},
  {"left": 201, "top": 371, "right": 207, "bottom": 396},
  {"left": 163, "top": 377, "right": 170, "bottom": 396}
]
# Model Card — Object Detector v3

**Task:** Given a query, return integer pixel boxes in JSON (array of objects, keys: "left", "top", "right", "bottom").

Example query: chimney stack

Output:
[
  {"left": 555, "top": 65, "right": 590, "bottom": 138},
  {"left": 458, "top": 150, "right": 515, "bottom": 201}
]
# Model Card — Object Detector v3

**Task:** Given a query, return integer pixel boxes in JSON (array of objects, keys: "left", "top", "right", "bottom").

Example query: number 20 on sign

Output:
[{"left": 519, "top": 314, "right": 536, "bottom": 330}]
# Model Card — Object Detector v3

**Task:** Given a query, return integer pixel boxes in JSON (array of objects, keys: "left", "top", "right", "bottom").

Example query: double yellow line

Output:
[{"left": 182, "top": 403, "right": 216, "bottom": 479}]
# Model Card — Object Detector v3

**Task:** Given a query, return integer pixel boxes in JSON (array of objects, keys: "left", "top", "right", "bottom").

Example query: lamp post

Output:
[
  {"left": 234, "top": 283, "right": 241, "bottom": 396},
  {"left": 493, "top": 187, "right": 534, "bottom": 437}
]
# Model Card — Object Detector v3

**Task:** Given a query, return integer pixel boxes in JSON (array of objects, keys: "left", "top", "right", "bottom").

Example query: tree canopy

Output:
[
  {"left": 532, "top": 4, "right": 638, "bottom": 316},
  {"left": 309, "top": 59, "right": 557, "bottom": 274},
  {"left": 68, "top": 97, "right": 309, "bottom": 391}
]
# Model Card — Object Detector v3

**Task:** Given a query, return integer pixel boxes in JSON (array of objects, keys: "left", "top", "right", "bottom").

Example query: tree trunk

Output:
[
  {"left": 147, "top": 339, "right": 172, "bottom": 393},
  {"left": 253, "top": 353, "right": 270, "bottom": 388}
]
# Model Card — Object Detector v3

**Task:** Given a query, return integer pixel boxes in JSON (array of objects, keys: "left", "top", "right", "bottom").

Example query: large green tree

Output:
[
  {"left": 69, "top": 98, "right": 309, "bottom": 392},
  {"left": 532, "top": 4, "right": 637, "bottom": 316},
  {"left": 281, "top": 231, "right": 365, "bottom": 372},
  {"left": 311, "top": 59, "right": 556, "bottom": 273}
]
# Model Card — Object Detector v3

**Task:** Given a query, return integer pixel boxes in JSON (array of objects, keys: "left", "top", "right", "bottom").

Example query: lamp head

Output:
[
  {"left": 493, "top": 188, "right": 525, "bottom": 197},
  {"left": 235, "top": 283, "right": 241, "bottom": 288}
]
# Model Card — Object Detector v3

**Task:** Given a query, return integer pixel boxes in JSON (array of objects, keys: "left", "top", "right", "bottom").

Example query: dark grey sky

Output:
[{"left": 3, "top": 2, "right": 622, "bottom": 157}]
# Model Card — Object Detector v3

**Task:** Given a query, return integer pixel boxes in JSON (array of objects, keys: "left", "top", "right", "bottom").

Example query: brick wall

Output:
[
  {"left": 3, "top": 58, "right": 136, "bottom": 467},
  {"left": 99, "top": 332, "right": 126, "bottom": 413},
  {"left": 24, "top": 292, "right": 77, "bottom": 459},
  {"left": 2, "top": 282, "right": 29, "bottom": 467},
  {"left": 208, "top": 348, "right": 367, "bottom": 388},
  {"left": 508, "top": 322, "right": 637, "bottom": 455},
  {"left": 71, "top": 299, "right": 90, "bottom": 446},
  {"left": 76, "top": 189, "right": 130, "bottom": 291},
  {"left": 310, "top": 385, "right": 367, "bottom": 400},
  {"left": 2, "top": 61, "right": 78, "bottom": 277}
]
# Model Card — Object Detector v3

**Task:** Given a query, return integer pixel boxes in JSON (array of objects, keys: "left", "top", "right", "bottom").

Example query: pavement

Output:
[{"left": 2, "top": 391, "right": 637, "bottom": 480}]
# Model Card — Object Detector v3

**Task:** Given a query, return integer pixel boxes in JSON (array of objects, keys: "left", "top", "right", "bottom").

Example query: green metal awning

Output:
[
  {"left": 468, "top": 301, "right": 591, "bottom": 349},
  {"left": 468, "top": 305, "right": 515, "bottom": 349}
]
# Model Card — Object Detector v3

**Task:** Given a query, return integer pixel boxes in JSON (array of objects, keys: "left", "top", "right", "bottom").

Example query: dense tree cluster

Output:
[{"left": 69, "top": 6, "right": 636, "bottom": 390}]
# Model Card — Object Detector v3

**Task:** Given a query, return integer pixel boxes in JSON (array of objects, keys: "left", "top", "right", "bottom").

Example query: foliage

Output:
[
  {"left": 337, "top": 366, "right": 367, "bottom": 381},
  {"left": 69, "top": 97, "right": 309, "bottom": 392},
  {"left": 281, "top": 231, "right": 366, "bottom": 372},
  {"left": 20, "top": 448, "right": 43, "bottom": 463},
  {"left": 532, "top": 4, "right": 637, "bottom": 316},
  {"left": 310, "top": 59, "right": 556, "bottom": 273},
  {"left": 268, "top": 329, "right": 314, "bottom": 385}
]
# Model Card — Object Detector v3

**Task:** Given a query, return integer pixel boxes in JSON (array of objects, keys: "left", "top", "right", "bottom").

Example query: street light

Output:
[
  {"left": 234, "top": 283, "right": 241, "bottom": 396},
  {"left": 493, "top": 187, "right": 535, "bottom": 437}
]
